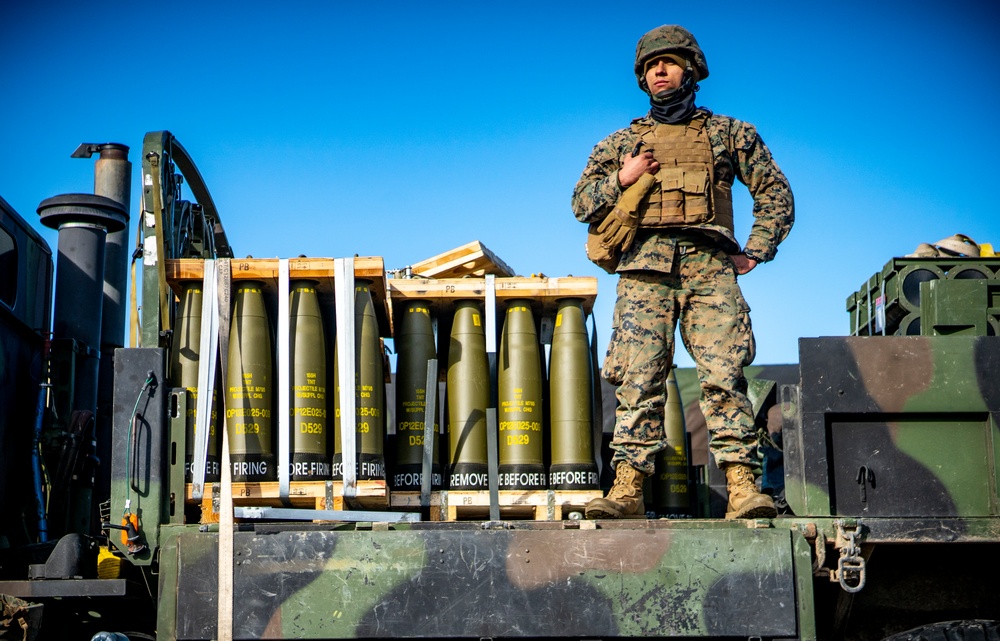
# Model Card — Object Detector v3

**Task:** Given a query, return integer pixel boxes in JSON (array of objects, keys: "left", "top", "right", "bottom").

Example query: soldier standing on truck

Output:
[{"left": 572, "top": 25, "right": 794, "bottom": 519}]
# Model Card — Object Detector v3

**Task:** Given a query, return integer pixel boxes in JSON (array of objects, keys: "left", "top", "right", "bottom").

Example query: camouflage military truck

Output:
[{"left": 1, "top": 133, "right": 998, "bottom": 641}]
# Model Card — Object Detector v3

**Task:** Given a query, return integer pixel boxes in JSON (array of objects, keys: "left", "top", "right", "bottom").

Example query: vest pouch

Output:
[
  {"left": 681, "top": 167, "right": 711, "bottom": 221},
  {"left": 642, "top": 166, "right": 711, "bottom": 226},
  {"left": 642, "top": 167, "right": 684, "bottom": 225},
  {"left": 659, "top": 166, "right": 684, "bottom": 191},
  {"left": 711, "top": 182, "right": 734, "bottom": 231},
  {"left": 585, "top": 221, "right": 620, "bottom": 274},
  {"left": 682, "top": 167, "right": 710, "bottom": 195}
]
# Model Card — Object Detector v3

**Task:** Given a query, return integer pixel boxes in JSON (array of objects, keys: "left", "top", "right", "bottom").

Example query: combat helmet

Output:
[{"left": 634, "top": 25, "right": 709, "bottom": 90}]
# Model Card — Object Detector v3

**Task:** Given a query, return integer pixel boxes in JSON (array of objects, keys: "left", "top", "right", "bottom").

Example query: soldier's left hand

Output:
[{"left": 730, "top": 253, "right": 758, "bottom": 275}]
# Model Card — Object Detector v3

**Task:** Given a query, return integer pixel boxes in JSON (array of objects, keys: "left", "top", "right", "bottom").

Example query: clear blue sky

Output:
[{"left": 3, "top": 0, "right": 998, "bottom": 367}]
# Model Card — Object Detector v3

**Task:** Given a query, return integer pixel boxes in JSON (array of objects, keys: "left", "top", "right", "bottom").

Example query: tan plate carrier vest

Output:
[{"left": 631, "top": 114, "right": 734, "bottom": 234}]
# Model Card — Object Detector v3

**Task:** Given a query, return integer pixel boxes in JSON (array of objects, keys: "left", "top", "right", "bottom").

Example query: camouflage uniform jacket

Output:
[{"left": 572, "top": 109, "right": 794, "bottom": 272}]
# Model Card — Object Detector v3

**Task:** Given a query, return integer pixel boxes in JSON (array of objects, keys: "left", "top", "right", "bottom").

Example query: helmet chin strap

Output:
[{"left": 651, "top": 68, "right": 695, "bottom": 102}]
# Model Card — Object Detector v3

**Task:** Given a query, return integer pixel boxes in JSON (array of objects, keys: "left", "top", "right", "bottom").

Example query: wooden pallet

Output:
[
  {"left": 390, "top": 489, "right": 602, "bottom": 522},
  {"left": 186, "top": 480, "right": 388, "bottom": 523}
]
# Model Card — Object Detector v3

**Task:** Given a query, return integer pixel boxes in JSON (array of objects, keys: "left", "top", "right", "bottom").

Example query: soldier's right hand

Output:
[{"left": 617, "top": 151, "right": 659, "bottom": 188}]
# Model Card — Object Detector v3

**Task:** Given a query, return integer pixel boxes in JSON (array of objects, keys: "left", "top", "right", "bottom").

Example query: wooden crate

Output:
[
  {"left": 166, "top": 256, "right": 392, "bottom": 336},
  {"left": 390, "top": 489, "right": 602, "bottom": 522},
  {"left": 186, "top": 480, "right": 388, "bottom": 523}
]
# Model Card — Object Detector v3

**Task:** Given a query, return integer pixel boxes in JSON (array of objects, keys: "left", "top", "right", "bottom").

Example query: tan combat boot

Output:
[
  {"left": 724, "top": 463, "right": 777, "bottom": 519},
  {"left": 585, "top": 463, "right": 646, "bottom": 519}
]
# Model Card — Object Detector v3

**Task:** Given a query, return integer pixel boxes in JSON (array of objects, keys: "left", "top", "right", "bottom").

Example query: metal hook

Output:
[{"left": 856, "top": 465, "right": 875, "bottom": 503}]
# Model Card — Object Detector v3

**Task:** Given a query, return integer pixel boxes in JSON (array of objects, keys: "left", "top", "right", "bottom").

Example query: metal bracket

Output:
[
  {"left": 812, "top": 530, "right": 827, "bottom": 576},
  {"left": 71, "top": 143, "right": 103, "bottom": 158}
]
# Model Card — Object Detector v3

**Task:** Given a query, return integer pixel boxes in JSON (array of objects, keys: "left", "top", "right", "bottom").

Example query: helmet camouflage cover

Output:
[{"left": 634, "top": 25, "right": 710, "bottom": 90}]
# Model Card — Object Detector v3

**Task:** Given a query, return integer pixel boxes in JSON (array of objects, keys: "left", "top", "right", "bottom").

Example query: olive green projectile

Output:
[
  {"left": 446, "top": 300, "right": 489, "bottom": 490},
  {"left": 548, "top": 298, "right": 599, "bottom": 490},
  {"left": 393, "top": 300, "right": 440, "bottom": 490},
  {"left": 170, "top": 283, "right": 203, "bottom": 390},
  {"left": 290, "top": 281, "right": 330, "bottom": 480},
  {"left": 171, "top": 284, "right": 221, "bottom": 482},
  {"left": 333, "top": 280, "right": 386, "bottom": 481},
  {"left": 226, "top": 281, "right": 275, "bottom": 481},
  {"left": 653, "top": 366, "right": 691, "bottom": 516},
  {"left": 498, "top": 299, "right": 545, "bottom": 490}
]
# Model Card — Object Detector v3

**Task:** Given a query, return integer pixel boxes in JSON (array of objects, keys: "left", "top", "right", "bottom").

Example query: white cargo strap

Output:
[
  {"left": 277, "top": 259, "right": 291, "bottom": 502},
  {"left": 419, "top": 359, "right": 438, "bottom": 508},
  {"left": 484, "top": 275, "right": 500, "bottom": 521},
  {"left": 191, "top": 259, "right": 218, "bottom": 502},
  {"left": 215, "top": 258, "right": 234, "bottom": 641},
  {"left": 335, "top": 257, "right": 357, "bottom": 500},
  {"left": 218, "top": 412, "right": 234, "bottom": 641}
]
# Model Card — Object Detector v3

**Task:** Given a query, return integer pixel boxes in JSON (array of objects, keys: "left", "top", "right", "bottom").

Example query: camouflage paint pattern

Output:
[
  {"left": 156, "top": 522, "right": 809, "bottom": 640},
  {"left": 602, "top": 245, "right": 757, "bottom": 474},
  {"left": 783, "top": 336, "right": 1000, "bottom": 520},
  {"left": 571, "top": 112, "right": 793, "bottom": 263}
]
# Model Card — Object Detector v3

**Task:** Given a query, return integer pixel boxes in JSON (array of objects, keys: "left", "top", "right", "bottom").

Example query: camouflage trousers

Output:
[{"left": 603, "top": 245, "right": 758, "bottom": 474}]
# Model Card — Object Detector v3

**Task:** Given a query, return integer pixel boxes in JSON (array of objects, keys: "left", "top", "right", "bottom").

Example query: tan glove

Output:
[{"left": 596, "top": 173, "right": 656, "bottom": 252}]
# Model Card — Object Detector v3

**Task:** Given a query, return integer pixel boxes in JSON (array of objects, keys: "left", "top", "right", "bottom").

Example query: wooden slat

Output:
[
  {"left": 388, "top": 276, "right": 597, "bottom": 317},
  {"left": 166, "top": 257, "right": 385, "bottom": 282},
  {"left": 410, "top": 241, "right": 515, "bottom": 278},
  {"left": 187, "top": 480, "right": 389, "bottom": 523},
  {"left": 185, "top": 480, "right": 387, "bottom": 502}
]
